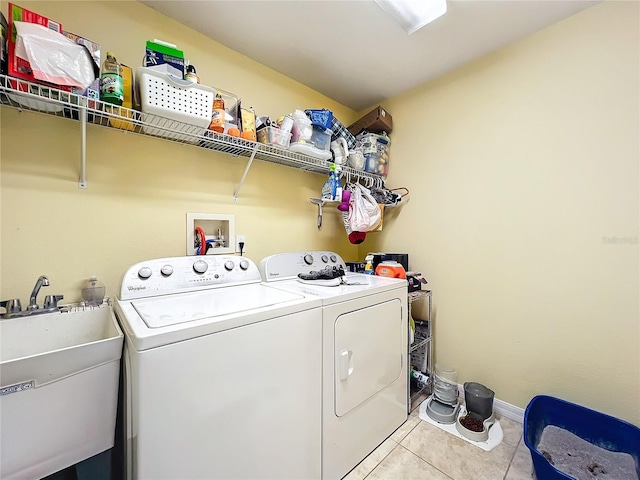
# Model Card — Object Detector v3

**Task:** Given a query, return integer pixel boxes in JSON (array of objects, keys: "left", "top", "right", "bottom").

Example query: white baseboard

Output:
[
  {"left": 493, "top": 397, "right": 525, "bottom": 424},
  {"left": 456, "top": 383, "right": 525, "bottom": 424}
]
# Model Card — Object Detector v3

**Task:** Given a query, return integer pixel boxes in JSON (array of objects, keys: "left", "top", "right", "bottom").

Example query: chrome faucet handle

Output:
[
  {"left": 43, "top": 295, "right": 64, "bottom": 309},
  {"left": 1, "top": 298, "right": 22, "bottom": 315}
]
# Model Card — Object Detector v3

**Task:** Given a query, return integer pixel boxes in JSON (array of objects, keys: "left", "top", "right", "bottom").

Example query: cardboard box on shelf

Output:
[
  {"left": 144, "top": 40, "right": 184, "bottom": 79},
  {"left": 7, "top": 4, "right": 99, "bottom": 106},
  {"left": 1, "top": 12, "right": 8, "bottom": 75},
  {"left": 348, "top": 106, "right": 393, "bottom": 136},
  {"left": 7, "top": 3, "right": 63, "bottom": 84},
  {"left": 5, "top": 3, "right": 68, "bottom": 112},
  {"left": 62, "top": 30, "right": 100, "bottom": 101},
  {"left": 239, "top": 107, "right": 256, "bottom": 141}
]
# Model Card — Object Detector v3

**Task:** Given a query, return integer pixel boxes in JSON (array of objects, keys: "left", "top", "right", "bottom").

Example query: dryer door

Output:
[{"left": 334, "top": 298, "right": 403, "bottom": 417}]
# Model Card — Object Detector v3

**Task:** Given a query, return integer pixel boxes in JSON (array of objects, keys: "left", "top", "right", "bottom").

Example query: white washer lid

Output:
[{"left": 131, "top": 283, "right": 304, "bottom": 328}]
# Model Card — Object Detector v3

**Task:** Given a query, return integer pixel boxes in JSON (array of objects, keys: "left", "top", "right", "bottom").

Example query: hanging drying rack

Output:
[
  {"left": 0, "top": 74, "right": 383, "bottom": 195},
  {"left": 309, "top": 171, "right": 403, "bottom": 229}
]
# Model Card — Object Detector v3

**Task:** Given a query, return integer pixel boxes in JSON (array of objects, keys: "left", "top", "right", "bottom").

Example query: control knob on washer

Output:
[
  {"left": 193, "top": 260, "right": 208, "bottom": 274},
  {"left": 304, "top": 254, "right": 314, "bottom": 265},
  {"left": 321, "top": 255, "right": 328, "bottom": 263},
  {"left": 224, "top": 260, "right": 235, "bottom": 271},
  {"left": 330, "top": 255, "right": 337, "bottom": 263},
  {"left": 239, "top": 260, "right": 250, "bottom": 271},
  {"left": 138, "top": 267, "right": 152, "bottom": 279},
  {"left": 161, "top": 265, "right": 173, "bottom": 277}
]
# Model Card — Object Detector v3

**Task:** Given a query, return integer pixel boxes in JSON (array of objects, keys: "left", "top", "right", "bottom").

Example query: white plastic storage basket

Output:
[{"left": 136, "top": 67, "right": 216, "bottom": 143}]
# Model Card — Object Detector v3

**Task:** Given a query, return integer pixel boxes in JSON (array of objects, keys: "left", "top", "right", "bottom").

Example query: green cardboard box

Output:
[{"left": 144, "top": 40, "right": 184, "bottom": 79}]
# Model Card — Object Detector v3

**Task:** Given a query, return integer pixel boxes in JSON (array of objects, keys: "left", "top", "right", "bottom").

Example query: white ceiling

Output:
[{"left": 140, "top": 0, "right": 599, "bottom": 111}]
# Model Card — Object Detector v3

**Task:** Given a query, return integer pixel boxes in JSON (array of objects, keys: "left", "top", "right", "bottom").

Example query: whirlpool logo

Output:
[
  {"left": 127, "top": 285, "right": 146, "bottom": 291},
  {"left": 301, "top": 289, "right": 320, "bottom": 296},
  {"left": 1, "top": 381, "right": 34, "bottom": 396}
]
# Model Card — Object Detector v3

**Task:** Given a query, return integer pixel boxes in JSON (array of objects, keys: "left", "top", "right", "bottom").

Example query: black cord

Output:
[{"left": 239, "top": 241, "right": 245, "bottom": 256}]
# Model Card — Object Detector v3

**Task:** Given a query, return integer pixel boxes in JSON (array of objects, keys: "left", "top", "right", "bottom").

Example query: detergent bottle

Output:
[{"left": 375, "top": 260, "right": 407, "bottom": 279}]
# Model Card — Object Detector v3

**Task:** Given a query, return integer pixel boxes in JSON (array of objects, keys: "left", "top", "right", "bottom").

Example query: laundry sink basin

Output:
[
  {"left": 0, "top": 302, "right": 123, "bottom": 389},
  {"left": 0, "top": 302, "right": 124, "bottom": 480}
]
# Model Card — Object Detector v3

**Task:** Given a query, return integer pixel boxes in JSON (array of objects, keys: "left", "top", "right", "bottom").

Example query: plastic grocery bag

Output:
[
  {"left": 370, "top": 204, "right": 384, "bottom": 232},
  {"left": 14, "top": 21, "right": 96, "bottom": 88},
  {"left": 348, "top": 183, "right": 381, "bottom": 232}
]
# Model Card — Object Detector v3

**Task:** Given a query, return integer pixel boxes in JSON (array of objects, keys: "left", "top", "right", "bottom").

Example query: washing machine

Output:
[
  {"left": 260, "top": 252, "right": 408, "bottom": 480},
  {"left": 114, "top": 255, "right": 323, "bottom": 480}
]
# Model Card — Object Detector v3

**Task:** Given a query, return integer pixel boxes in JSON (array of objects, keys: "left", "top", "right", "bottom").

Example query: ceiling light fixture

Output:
[{"left": 374, "top": 0, "right": 447, "bottom": 35}]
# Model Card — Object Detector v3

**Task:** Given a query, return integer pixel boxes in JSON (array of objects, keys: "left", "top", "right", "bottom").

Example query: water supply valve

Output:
[
  {"left": 0, "top": 298, "right": 22, "bottom": 316},
  {"left": 43, "top": 295, "right": 64, "bottom": 309}
]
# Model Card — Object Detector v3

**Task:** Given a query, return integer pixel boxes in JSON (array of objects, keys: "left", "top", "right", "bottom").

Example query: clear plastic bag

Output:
[
  {"left": 14, "top": 21, "right": 96, "bottom": 88},
  {"left": 348, "top": 183, "right": 381, "bottom": 232}
]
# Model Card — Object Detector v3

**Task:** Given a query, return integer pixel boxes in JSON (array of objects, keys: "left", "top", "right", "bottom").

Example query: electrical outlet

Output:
[{"left": 236, "top": 235, "right": 246, "bottom": 254}]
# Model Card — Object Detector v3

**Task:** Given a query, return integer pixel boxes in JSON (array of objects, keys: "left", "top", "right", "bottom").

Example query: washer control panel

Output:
[
  {"left": 259, "top": 251, "right": 346, "bottom": 282},
  {"left": 119, "top": 255, "right": 260, "bottom": 300}
]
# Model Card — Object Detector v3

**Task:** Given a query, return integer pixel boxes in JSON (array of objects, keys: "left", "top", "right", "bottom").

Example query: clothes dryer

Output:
[
  {"left": 114, "top": 255, "right": 322, "bottom": 480},
  {"left": 260, "top": 252, "right": 408, "bottom": 480}
]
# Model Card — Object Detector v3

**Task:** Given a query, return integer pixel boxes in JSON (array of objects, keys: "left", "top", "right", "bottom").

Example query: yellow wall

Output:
[
  {"left": 0, "top": 0, "right": 359, "bottom": 303},
  {"left": 2, "top": 1, "right": 638, "bottom": 426},
  {"left": 367, "top": 1, "right": 640, "bottom": 424}
]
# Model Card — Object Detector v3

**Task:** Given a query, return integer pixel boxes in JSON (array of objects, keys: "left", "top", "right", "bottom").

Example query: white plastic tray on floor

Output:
[{"left": 418, "top": 395, "right": 504, "bottom": 451}]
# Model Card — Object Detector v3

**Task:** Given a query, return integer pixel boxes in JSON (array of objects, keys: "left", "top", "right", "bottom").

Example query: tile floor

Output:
[{"left": 344, "top": 395, "right": 534, "bottom": 480}]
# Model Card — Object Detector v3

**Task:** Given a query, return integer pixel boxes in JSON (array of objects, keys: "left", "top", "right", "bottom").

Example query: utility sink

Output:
[
  {"left": 0, "top": 302, "right": 124, "bottom": 480},
  {"left": 1, "top": 302, "right": 123, "bottom": 388}
]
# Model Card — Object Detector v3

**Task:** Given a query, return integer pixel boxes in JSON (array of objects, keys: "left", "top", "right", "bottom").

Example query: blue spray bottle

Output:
[
  {"left": 322, "top": 164, "right": 337, "bottom": 200},
  {"left": 334, "top": 165, "right": 343, "bottom": 201}
]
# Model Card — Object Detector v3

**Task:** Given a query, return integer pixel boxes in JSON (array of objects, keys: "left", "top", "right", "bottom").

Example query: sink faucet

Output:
[
  {"left": 27, "top": 275, "right": 50, "bottom": 310},
  {"left": 1, "top": 275, "right": 63, "bottom": 319}
]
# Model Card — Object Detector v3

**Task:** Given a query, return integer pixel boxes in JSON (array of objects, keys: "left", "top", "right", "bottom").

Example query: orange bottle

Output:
[
  {"left": 375, "top": 261, "right": 406, "bottom": 279},
  {"left": 209, "top": 92, "right": 225, "bottom": 133}
]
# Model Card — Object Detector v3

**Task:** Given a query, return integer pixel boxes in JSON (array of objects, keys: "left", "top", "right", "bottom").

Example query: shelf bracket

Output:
[
  {"left": 78, "top": 97, "right": 87, "bottom": 189},
  {"left": 233, "top": 145, "right": 258, "bottom": 202}
]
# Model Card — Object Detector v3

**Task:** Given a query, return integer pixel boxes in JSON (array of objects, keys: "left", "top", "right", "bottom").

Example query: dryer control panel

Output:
[
  {"left": 260, "top": 251, "right": 346, "bottom": 282},
  {"left": 119, "top": 255, "right": 261, "bottom": 300}
]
